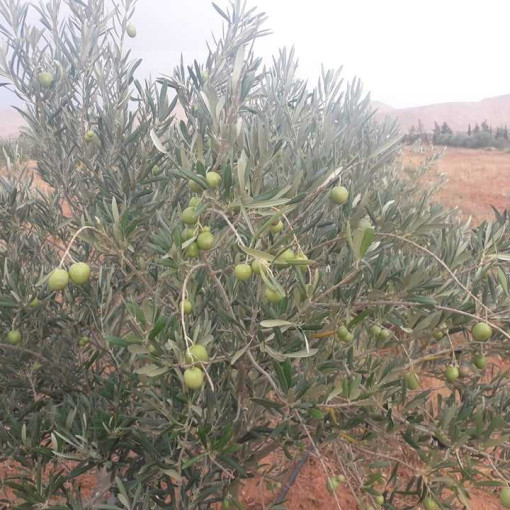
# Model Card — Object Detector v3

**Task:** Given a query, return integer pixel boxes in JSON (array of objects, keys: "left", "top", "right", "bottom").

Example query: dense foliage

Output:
[{"left": 0, "top": 1, "right": 509, "bottom": 508}]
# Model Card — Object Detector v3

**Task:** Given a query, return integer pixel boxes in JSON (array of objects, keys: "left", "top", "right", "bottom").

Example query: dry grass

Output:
[{"left": 403, "top": 145, "right": 510, "bottom": 224}]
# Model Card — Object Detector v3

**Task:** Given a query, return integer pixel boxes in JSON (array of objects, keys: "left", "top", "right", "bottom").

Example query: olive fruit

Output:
[
  {"left": 38, "top": 71, "right": 53, "bottom": 88},
  {"left": 185, "top": 344, "right": 209, "bottom": 363},
  {"left": 330, "top": 185, "right": 349, "bottom": 205},
  {"left": 405, "top": 372, "right": 420, "bottom": 390},
  {"left": 84, "top": 130, "right": 96, "bottom": 143},
  {"left": 181, "top": 207, "right": 198, "bottom": 225},
  {"left": 471, "top": 322, "right": 492, "bottom": 342},
  {"left": 48, "top": 269, "right": 70, "bottom": 291},
  {"left": 423, "top": 497, "right": 438, "bottom": 510},
  {"left": 500, "top": 487, "right": 510, "bottom": 508},
  {"left": 251, "top": 259, "right": 264, "bottom": 274},
  {"left": 377, "top": 328, "right": 391, "bottom": 341},
  {"left": 270, "top": 220, "right": 284, "bottom": 233},
  {"left": 188, "top": 179, "right": 203, "bottom": 193},
  {"left": 189, "top": 196, "right": 201, "bottom": 207},
  {"left": 28, "top": 297, "right": 40, "bottom": 307},
  {"left": 187, "top": 242, "right": 199, "bottom": 258},
  {"left": 337, "top": 325, "right": 349, "bottom": 338},
  {"left": 275, "top": 249, "right": 295, "bottom": 265},
  {"left": 126, "top": 23, "right": 137, "bottom": 38},
  {"left": 197, "top": 231, "right": 214, "bottom": 250},
  {"left": 78, "top": 336, "right": 90, "bottom": 347},
  {"left": 337, "top": 325, "right": 353, "bottom": 342},
  {"left": 206, "top": 171, "right": 221, "bottom": 188},
  {"left": 368, "top": 324, "right": 382, "bottom": 337},
  {"left": 473, "top": 354, "right": 488, "bottom": 370},
  {"left": 265, "top": 287, "right": 284, "bottom": 303},
  {"left": 183, "top": 367, "right": 204, "bottom": 389},
  {"left": 182, "top": 299, "right": 193, "bottom": 315},
  {"left": 326, "top": 477, "right": 340, "bottom": 493},
  {"left": 7, "top": 330, "right": 22, "bottom": 345},
  {"left": 374, "top": 494, "right": 384, "bottom": 505},
  {"left": 234, "top": 263, "right": 252, "bottom": 281},
  {"left": 69, "top": 262, "right": 91, "bottom": 285},
  {"left": 445, "top": 365, "right": 459, "bottom": 383},
  {"left": 433, "top": 329, "right": 444, "bottom": 340},
  {"left": 295, "top": 253, "right": 309, "bottom": 272}
]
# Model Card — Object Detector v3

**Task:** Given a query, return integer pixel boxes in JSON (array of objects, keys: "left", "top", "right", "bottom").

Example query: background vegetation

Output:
[{"left": 404, "top": 120, "right": 510, "bottom": 149}]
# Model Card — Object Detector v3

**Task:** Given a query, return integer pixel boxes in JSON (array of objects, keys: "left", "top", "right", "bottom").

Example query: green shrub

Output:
[{"left": 0, "top": 1, "right": 509, "bottom": 508}]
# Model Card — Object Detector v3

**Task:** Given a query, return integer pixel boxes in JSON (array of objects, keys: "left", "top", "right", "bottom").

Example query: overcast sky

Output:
[{"left": 2, "top": 0, "right": 510, "bottom": 109}]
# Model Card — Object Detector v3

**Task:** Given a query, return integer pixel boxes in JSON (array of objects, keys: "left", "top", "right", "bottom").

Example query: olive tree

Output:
[{"left": 0, "top": 0, "right": 509, "bottom": 508}]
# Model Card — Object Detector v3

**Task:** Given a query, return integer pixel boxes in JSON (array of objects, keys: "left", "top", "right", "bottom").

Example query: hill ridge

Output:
[{"left": 374, "top": 94, "right": 510, "bottom": 132}]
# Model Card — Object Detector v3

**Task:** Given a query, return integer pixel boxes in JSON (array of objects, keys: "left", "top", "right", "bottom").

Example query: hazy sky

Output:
[
  {"left": 2, "top": 0, "right": 510, "bottom": 109},
  {"left": 124, "top": 0, "right": 510, "bottom": 108}
]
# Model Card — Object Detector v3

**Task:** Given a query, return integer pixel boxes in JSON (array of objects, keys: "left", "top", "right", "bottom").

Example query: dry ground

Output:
[
  {"left": 1, "top": 146, "right": 509, "bottom": 508},
  {"left": 403, "top": 145, "right": 510, "bottom": 223}
]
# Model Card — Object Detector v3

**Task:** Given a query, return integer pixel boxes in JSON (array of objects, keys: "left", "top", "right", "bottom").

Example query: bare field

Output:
[{"left": 403, "top": 145, "right": 510, "bottom": 223}]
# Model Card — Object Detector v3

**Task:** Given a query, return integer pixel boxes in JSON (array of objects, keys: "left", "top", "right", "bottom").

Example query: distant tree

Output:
[
  {"left": 467, "top": 124, "right": 472, "bottom": 136},
  {"left": 481, "top": 120, "right": 490, "bottom": 133},
  {"left": 441, "top": 121, "right": 452, "bottom": 135},
  {"left": 432, "top": 122, "right": 441, "bottom": 145},
  {"left": 473, "top": 123, "right": 480, "bottom": 134},
  {"left": 402, "top": 120, "right": 430, "bottom": 145}
]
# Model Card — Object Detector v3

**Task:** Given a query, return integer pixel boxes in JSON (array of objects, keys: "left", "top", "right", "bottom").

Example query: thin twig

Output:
[
  {"left": 378, "top": 233, "right": 490, "bottom": 316},
  {"left": 295, "top": 412, "right": 343, "bottom": 510},
  {"left": 351, "top": 299, "right": 510, "bottom": 341},
  {"left": 58, "top": 225, "right": 100, "bottom": 268},
  {"left": 0, "top": 343, "right": 50, "bottom": 362},
  {"left": 208, "top": 208, "right": 245, "bottom": 246},
  {"left": 273, "top": 444, "right": 313, "bottom": 505},
  {"left": 247, "top": 349, "right": 282, "bottom": 397}
]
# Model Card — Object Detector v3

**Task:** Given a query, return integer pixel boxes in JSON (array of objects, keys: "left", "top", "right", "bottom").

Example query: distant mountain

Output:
[
  {"left": 373, "top": 95, "right": 510, "bottom": 133},
  {"left": 0, "top": 108, "right": 24, "bottom": 138},
  {"left": 3, "top": 94, "right": 510, "bottom": 139}
]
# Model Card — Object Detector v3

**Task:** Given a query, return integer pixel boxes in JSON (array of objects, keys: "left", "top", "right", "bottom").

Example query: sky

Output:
[{"left": 1, "top": 0, "right": 510, "bottom": 109}]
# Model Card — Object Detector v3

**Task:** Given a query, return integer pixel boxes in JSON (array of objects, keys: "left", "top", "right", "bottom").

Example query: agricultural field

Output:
[{"left": 402, "top": 146, "right": 510, "bottom": 224}]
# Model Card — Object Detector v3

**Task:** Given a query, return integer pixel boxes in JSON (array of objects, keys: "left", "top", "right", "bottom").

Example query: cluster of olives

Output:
[
  {"left": 234, "top": 248, "right": 308, "bottom": 303},
  {"left": 226, "top": 182, "right": 347, "bottom": 302},
  {"left": 403, "top": 321, "right": 493, "bottom": 390},
  {"left": 179, "top": 299, "right": 208, "bottom": 390},
  {"left": 183, "top": 344, "right": 209, "bottom": 390},
  {"left": 181, "top": 175, "right": 223, "bottom": 256},
  {"left": 47, "top": 262, "right": 91, "bottom": 291},
  {"left": 326, "top": 474, "right": 346, "bottom": 493},
  {"left": 5, "top": 262, "right": 91, "bottom": 346},
  {"left": 368, "top": 324, "right": 391, "bottom": 342}
]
